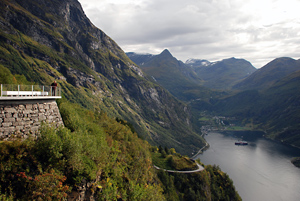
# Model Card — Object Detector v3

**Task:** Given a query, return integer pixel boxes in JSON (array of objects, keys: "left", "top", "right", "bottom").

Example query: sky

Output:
[{"left": 78, "top": 0, "right": 300, "bottom": 68}]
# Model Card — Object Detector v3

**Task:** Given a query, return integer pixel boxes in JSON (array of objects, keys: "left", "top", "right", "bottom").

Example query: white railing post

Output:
[{"left": 0, "top": 84, "right": 60, "bottom": 98}]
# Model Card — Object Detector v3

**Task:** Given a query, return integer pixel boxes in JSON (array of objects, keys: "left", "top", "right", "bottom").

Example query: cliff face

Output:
[{"left": 0, "top": 0, "right": 205, "bottom": 155}]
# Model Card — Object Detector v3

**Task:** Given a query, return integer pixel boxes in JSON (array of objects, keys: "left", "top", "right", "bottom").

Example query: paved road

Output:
[
  {"left": 191, "top": 142, "right": 209, "bottom": 159},
  {"left": 153, "top": 139, "right": 208, "bottom": 174},
  {"left": 153, "top": 162, "right": 204, "bottom": 173}
]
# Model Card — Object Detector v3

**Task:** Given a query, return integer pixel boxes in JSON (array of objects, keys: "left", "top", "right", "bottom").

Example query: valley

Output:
[
  {"left": 128, "top": 50, "right": 300, "bottom": 150},
  {"left": 0, "top": 0, "right": 299, "bottom": 200}
]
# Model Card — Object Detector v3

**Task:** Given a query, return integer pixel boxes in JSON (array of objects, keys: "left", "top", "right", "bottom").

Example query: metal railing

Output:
[{"left": 0, "top": 84, "right": 61, "bottom": 97}]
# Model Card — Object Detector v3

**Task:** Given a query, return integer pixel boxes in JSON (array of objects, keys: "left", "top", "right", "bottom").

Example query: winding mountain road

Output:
[
  {"left": 153, "top": 162, "right": 204, "bottom": 173},
  {"left": 191, "top": 142, "right": 209, "bottom": 159},
  {"left": 153, "top": 139, "right": 208, "bottom": 174}
]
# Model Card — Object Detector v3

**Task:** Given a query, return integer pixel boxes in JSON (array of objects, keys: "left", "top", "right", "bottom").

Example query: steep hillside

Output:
[
  {"left": 190, "top": 57, "right": 257, "bottom": 90},
  {"left": 192, "top": 69, "right": 300, "bottom": 148},
  {"left": 127, "top": 50, "right": 219, "bottom": 102},
  {"left": 0, "top": 0, "right": 205, "bottom": 155},
  {"left": 0, "top": 98, "right": 241, "bottom": 200},
  {"left": 261, "top": 70, "right": 300, "bottom": 145},
  {"left": 233, "top": 57, "right": 300, "bottom": 90}
]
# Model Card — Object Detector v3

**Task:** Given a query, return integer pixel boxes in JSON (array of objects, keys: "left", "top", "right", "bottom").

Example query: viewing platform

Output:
[
  {"left": 0, "top": 84, "right": 61, "bottom": 101},
  {"left": 0, "top": 84, "right": 63, "bottom": 138}
]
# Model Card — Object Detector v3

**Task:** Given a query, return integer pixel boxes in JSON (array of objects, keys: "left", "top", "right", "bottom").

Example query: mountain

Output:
[
  {"left": 127, "top": 50, "right": 220, "bottom": 102},
  {"left": 233, "top": 57, "right": 300, "bottom": 90},
  {"left": 0, "top": 0, "right": 205, "bottom": 155},
  {"left": 187, "top": 57, "right": 257, "bottom": 90},
  {"left": 260, "top": 69, "right": 300, "bottom": 145},
  {"left": 128, "top": 52, "right": 256, "bottom": 98},
  {"left": 192, "top": 67, "right": 300, "bottom": 148},
  {"left": 128, "top": 49, "right": 202, "bottom": 84}
]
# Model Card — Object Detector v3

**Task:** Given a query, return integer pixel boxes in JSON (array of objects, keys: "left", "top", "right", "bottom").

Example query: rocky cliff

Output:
[{"left": 0, "top": 0, "right": 205, "bottom": 155}]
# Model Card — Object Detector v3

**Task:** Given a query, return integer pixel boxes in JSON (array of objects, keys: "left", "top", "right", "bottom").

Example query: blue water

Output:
[{"left": 196, "top": 131, "right": 300, "bottom": 201}]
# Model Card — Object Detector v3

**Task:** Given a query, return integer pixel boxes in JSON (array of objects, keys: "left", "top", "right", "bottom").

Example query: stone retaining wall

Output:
[{"left": 0, "top": 99, "right": 63, "bottom": 140}]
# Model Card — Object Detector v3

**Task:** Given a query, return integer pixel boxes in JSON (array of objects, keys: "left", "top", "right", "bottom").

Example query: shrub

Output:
[{"left": 16, "top": 169, "right": 70, "bottom": 200}]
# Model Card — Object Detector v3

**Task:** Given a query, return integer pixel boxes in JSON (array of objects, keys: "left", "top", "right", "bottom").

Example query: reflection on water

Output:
[{"left": 196, "top": 131, "right": 300, "bottom": 201}]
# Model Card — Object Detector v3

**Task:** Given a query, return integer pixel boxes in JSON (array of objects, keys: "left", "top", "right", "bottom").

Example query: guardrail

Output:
[{"left": 0, "top": 84, "right": 61, "bottom": 97}]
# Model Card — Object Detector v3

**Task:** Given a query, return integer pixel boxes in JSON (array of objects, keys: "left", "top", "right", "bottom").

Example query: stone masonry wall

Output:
[{"left": 0, "top": 99, "right": 63, "bottom": 140}]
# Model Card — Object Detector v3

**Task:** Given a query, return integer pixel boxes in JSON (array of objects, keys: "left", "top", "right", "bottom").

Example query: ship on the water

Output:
[{"left": 235, "top": 141, "right": 248, "bottom": 145}]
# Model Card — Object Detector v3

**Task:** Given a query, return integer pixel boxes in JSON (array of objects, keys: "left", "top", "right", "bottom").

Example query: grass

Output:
[
  {"left": 151, "top": 151, "right": 198, "bottom": 171},
  {"left": 151, "top": 152, "right": 173, "bottom": 170}
]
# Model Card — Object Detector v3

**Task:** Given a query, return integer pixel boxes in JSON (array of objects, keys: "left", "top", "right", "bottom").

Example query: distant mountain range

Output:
[
  {"left": 189, "top": 57, "right": 257, "bottom": 90},
  {"left": 127, "top": 50, "right": 300, "bottom": 148},
  {"left": 127, "top": 51, "right": 257, "bottom": 91},
  {"left": 127, "top": 50, "right": 213, "bottom": 101},
  {"left": 127, "top": 50, "right": 201, "bottom": 84}
]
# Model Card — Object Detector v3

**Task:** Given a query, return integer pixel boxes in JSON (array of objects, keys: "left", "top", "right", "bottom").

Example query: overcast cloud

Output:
[{"left": 78, "top": 0, "right": 300, "bottom": 68}]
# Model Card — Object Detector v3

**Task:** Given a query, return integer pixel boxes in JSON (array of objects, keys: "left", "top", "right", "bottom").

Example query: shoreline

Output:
[{"left": 191, "top": 133, "right": 209, "bottom": 159}]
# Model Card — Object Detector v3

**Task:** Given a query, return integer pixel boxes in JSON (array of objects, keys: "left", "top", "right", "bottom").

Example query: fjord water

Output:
[{"left": 196, "top": 131, "right": 300, "bottom": 201}]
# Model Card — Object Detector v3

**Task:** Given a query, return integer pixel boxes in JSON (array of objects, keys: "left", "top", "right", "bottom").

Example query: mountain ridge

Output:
[
  {"left": 127, "top": 49, "right": 216, "bottom": 102},
  {"left": 190, "top": 61, "right": 300, "bottom": 148},
  {"left": 127, "top": 51, "right": 257, "bottom": 91},
  {"left": 187, "top": 57, "right": 257, "bottom": 90},
  {"left": 233, "top": 57, "right": 300, "bottom": 90}
]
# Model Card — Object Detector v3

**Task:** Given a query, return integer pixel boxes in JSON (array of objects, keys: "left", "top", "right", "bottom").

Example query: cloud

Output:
[{"left": 79, "top": 0, "right": 300, "bottom": 68}]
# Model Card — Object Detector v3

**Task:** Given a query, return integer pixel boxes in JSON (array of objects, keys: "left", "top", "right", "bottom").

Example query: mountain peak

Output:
[
  {"left": 233, "top": 57, "right": 300, "bottom": 90},
  {"left": 159, "top": 49, "right": 173, "bottom": 58}
]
